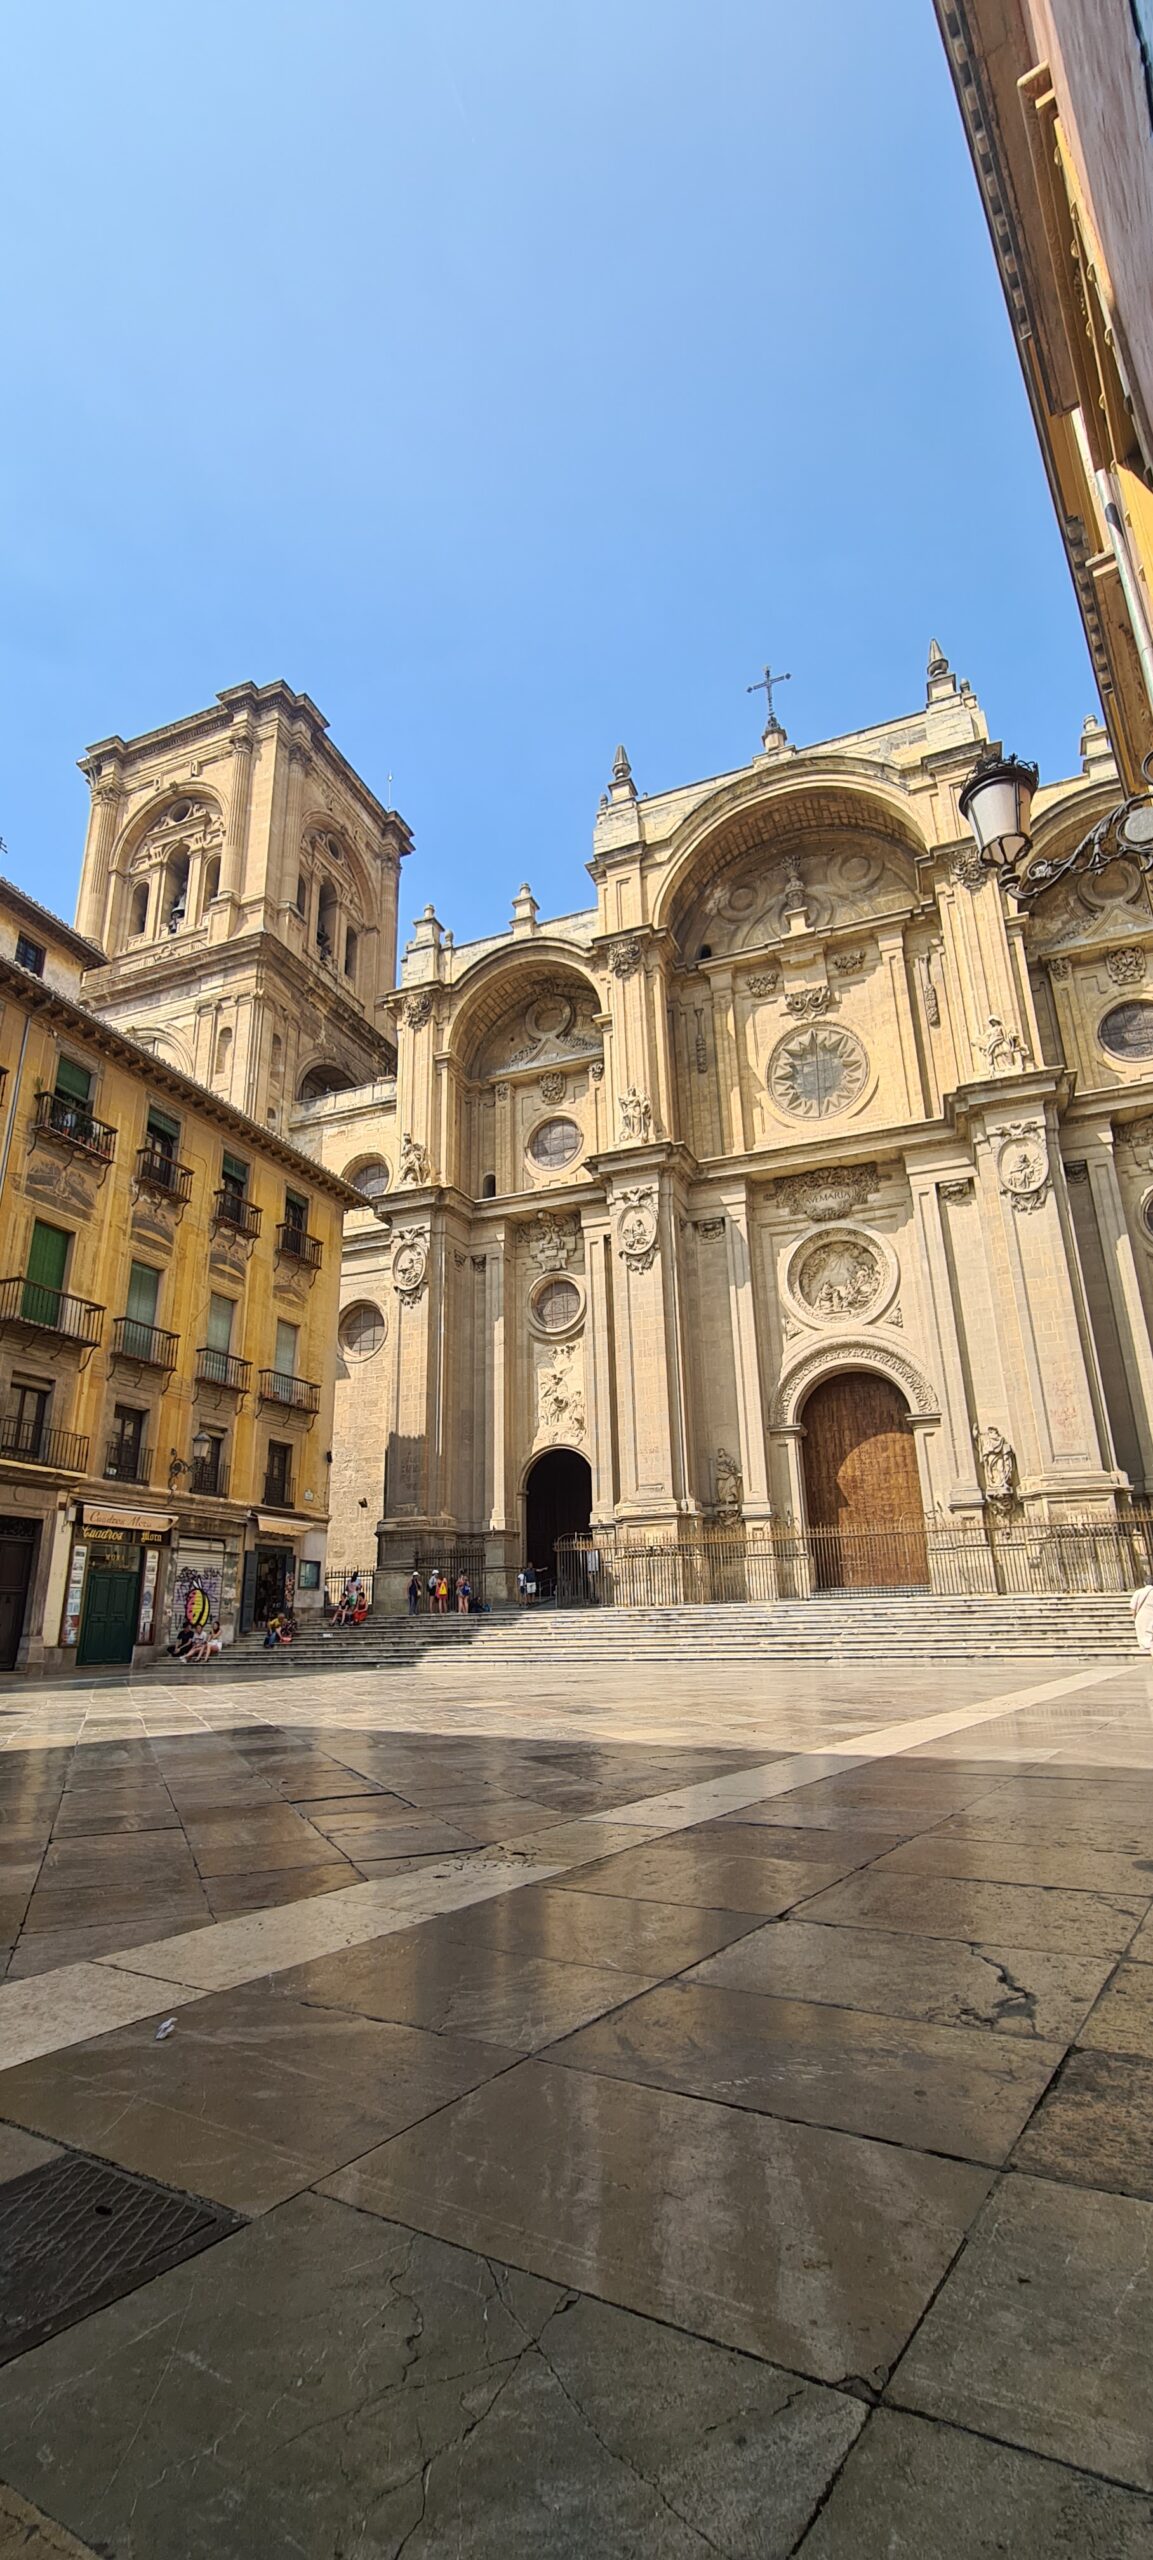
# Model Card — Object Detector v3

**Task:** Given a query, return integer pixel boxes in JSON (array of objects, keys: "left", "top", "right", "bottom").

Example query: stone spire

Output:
[
  {"left": 510, "top": 882, "right": 539, "bottom": 936},
  {"left": 608, "top": 744, "right": 638, "bottom": 805},
  {"left": 926, "top": 639, "right": 959, "bottom": 704}
]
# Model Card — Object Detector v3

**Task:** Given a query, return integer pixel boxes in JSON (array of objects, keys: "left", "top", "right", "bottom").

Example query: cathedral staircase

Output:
[{"left": 172, "top": 1591, "right": 1141, "bottom": 1675}]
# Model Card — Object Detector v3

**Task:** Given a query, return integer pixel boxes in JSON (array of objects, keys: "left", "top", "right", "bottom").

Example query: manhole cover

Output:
[{"left": 0, "top": 2153, "right": 241, "bottom": 2363}]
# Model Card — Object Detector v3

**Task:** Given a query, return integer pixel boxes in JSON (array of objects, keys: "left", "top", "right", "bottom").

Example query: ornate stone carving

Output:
[
  {"left": 771, "top": 1164, "right": 880, "bottom": 1223},
  {"left": 694, "top": 1217, "right": 725, "bottom": 1240},
  {"left": 887, "top": 1301, "right": 904, "bottom": 1328},
  {"left": 713, "top": 1448, "right": 743, "bottom": 1520},
  {"left": 784, "top": 985, "right": 837, "bottom": 1018},
  {"left": 617, "top": 1086, "right": 653, "bottom": 1143},
  {"left": 453, "top": 1249, "right": 467, "bottom": 1267},
  {"left": 539, "top": 1071, "right": 566, "bottom": 1103},
  {"left": 978, "top": 1014, "right": 1031, "bottom": 1075},
  {"left": 1064, "top": 1159, "right": 1090, "bottom": 1184},
  {"left": 974, "top": 1424, "right": 1017, "bottom": 1503},
  {"left": 793, "top": 1233, "right": 883, "bottom": 1320},
  {"left": 399, "top": 1132, "right": 431, "bottom": 1185},
  {"left": 832, "top": 948, "right": 868, "bottom": 976},
  {"left": 767, "top": 1025, "right": 869, "bottom": 1120},
  {"left": 530, "top": 1209, "right": 580, "bottom": 1271},
  {"left": 607, "top": 937, "right": 643, "bottom": 979},
  {"left": 771, "top": 1340, "right": 938, "bottom": 1427},
  {"left": 617, "top": 1186, "right": 659, "bottom": 1273},
  {"left": 995, "top": 1121, "right": 1050, "bottom": 1212},
  {"left": 950, "top": 844, "right": 985, "bottom": 889},
  {"left": 746, "top": 968, "right": 780, "bottom": 999},
  {"left": 589, "top": 1061, "right": 604, "bottom": 1084},
  {"left": 493, "top": 1082, "right": 510, "bottom": 1102},
  {"left": 538, "top": 1341, "right": 586, "bottom": 1438},
  {"left": 938, "top": 1177, "right": 974, "bottom": 1203},
  {"left": 483, "top": 981, "right": 603, "bottom": 1076},
  {"left": 1107, "top": 946, "right": 1146, "bottom": 985},
  {"left": 392, "top": 1228, "right": 429, "bottom": 1306},
  {"left": 1048, "top": 957, "right": 1071, "bottom": 981},
  {"left": 402, "top": 990, "right": 435, "bottom": 1031}
]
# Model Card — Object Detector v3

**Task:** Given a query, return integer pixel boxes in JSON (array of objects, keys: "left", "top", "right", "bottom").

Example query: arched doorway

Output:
[
  {"left": 524, "top": 1449, "right": 592, "bottom": 1595},
  {"left": 801, "top": 1371, "right": 928, "bottom": 1589}
]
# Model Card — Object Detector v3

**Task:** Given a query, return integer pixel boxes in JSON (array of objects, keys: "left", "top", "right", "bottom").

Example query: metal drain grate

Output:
[{"left": 0, "top": 2152, "right": 241, "bottom": 2363}]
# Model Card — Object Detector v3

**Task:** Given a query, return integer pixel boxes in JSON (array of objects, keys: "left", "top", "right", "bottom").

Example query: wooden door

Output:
[
  {"left": 78, "top": 1562, "right": 141, "bottom": 1665},
  {"left": 0, "top": 1524, "right": 37, "bottom": 1668},
  {"left": 802, "top": 1372, "right": 928, "bottom": 1589}
]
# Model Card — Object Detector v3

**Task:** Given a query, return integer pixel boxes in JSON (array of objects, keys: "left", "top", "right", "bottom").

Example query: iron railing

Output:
[
  {"left": 409, "top": 1540, "right": 488, "bottom": 1608},
  {"left": 136, "top": 1145, "right": 194, "bottom": 1204},
  {"left": 262, "top": 1467, "right": 296, "bottom": 1510},
  {"left": 258, "top": 1368, "right": 321, "bottom": 1413},
  {"left": 0, "top": 1278, "right": 104, "bottom": 1345},
  {"left": 190, "top": 1452, "right": 230, "bottom": 1498},
  {"left": 0, "top": 1416, "right": 89, "bottom": 1472},
  {"left": 554, "top": 1512, "right": 1153, "bottom": 1606},
  {"left": 112, "top": 1317, "right": 179, "bottom": 1369},
  {"left": 275, "top": 1221, "right": 323, "bottom": 1269},
  {"left": 34, "top": 1090, "right": 117, "bottom": 1161},
  {"left": 325, "top": 1564, "right": 374, "bottom": 1613},
  {"left": 103, "top": 1438, "right": 152, "bottom": 1486},
  {"left": 195, "top": 1346, "right": 251, "bottom": 1392},
  {"left": 212, "top": 1187, "right": 261, "bottom": 1239}
]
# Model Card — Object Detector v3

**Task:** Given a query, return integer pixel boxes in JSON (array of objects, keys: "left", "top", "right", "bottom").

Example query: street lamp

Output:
[
  {"left": 168, "top": 1427, "right": 214, "bottom": 1492},
  {"left": 958, "top": 748, "right": 1038, "bottom": 878},
  {"left": 191, "top": 1426, "right": 213, "bottom": 1469}
]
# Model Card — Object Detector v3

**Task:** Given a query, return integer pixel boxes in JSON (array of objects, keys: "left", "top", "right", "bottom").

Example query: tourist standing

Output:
[{"left": 407, "top": 1571, "right": 421, "bottom": 1616}]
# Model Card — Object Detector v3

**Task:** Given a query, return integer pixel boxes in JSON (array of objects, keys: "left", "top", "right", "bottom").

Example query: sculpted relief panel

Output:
[
  {"left": 479, "top": 980, "right": 603, "bottom": 1080},
  {"left": 792, "top": 1233, "right": 883, "bottom": 1321},
  {"left": 678, "top": 835, "right": 916, "bottom": 961},
  {"left": 767, "top": 1024, "right": 869, "bottom": 1120}
]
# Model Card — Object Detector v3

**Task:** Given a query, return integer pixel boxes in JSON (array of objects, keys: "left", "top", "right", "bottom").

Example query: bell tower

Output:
[{"left": 74, "top": 681, "right": 411, "bottom": 1128}]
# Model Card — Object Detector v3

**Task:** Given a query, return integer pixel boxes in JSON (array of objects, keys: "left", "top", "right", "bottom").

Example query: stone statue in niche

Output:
[
  {"left": 795, "top": 1235, "right": 882, "bottom": 1320},
  {"left": 713, "top": 1448, "right": 743, "bottom": 1519},
  {"left": 979, "top": 1015, "right": 1030, "bottom": 1074},
  {"left": 974, "top": 1425, "right": 1017, "bottom": 1503},
  {"left": 399, "top": 1132, "right": 431, "bottom": 1185},
  {"left": 618, "top": 1086, "right": 652, "bottom": 1143}
]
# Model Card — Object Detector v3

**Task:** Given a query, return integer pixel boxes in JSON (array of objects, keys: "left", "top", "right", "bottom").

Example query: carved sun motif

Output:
[{"left": 768, "top": 1024, "right": 868, "bottom": 1120}]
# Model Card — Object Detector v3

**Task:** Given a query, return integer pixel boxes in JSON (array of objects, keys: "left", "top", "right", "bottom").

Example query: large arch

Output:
[
  {"left": 447, "top": 948, "right": 603, "bottom": 1081},
  {"left": 770, "top": 1336, "right": 939, "bottom": 1430},
  {"left": 653, "top": 767, "right": 930, "bottom": 960},
  {"left": 799, "top": 1369, "right": 929, "bottom": 1588},
  {"left": 523, "top": 1446, "right": 592, "bottom": 1591}
]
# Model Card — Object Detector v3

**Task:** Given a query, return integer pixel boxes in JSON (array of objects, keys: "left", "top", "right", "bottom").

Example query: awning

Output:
[
  {"left": 82, "top": 1508, "right": 176, "bottom": 1533},
  {"left": 254, "top": 1517, "right": 301, "bottom": 1538}
]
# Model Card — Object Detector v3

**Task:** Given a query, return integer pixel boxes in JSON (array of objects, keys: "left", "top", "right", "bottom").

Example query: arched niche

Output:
[
  {"left": 656, "top": 776, "right": 926, "bottom": 967},
  {"left": 451, "top": 958, "right": 604, "bottom": 1082}
]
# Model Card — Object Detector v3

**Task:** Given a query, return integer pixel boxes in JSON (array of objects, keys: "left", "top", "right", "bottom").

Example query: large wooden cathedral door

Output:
[{"left": 801, "top": 1372, "right": 929, "bottom": 1590}]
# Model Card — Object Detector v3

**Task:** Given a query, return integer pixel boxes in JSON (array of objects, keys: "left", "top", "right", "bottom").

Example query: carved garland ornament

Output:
[
  {"left": 784, "top": 986, "right": 838, "bottom": 1018},
  {"left": 771, "top": 1340, "right": 939, "bottom": 1429},
  {"left": 771, "top": 1163, "right": 880, "bottom": 1224},
  {"left": 616, "top": 1185, "right": 659, "bottom": 1273}
]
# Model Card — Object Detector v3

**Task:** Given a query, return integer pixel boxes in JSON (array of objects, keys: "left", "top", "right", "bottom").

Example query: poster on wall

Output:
[
  {"left": 137, "top": 1547, "right": 160, "bottom": 1645},
  {"left": 61, "top": 1544, "right": 87, "bottom": 1649},
  {"left": 170, "top": 1554, "right": 223, "bottom": 1642}
]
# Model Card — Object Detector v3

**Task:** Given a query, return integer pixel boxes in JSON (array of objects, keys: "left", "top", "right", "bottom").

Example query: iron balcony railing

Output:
[
  {"left": 212, "top": 1187, "right": 262, "bottom": 1239},
  {"left": 0, "top": 1278, "right": 104, "bottom": 1346},
  {"left": 0, "top": 1415, "right": 89, "bottom": 1473},
  {"left": 136, "top": 1145, "right": 194, "bottom": 1204},
  {"left": 191, "top": 1453, "right": 230, "bottom": 1498},
  {"left": 34, "top": 1089, "right": 117, "bottom": 1162},
  {"left": 111, "top": 1316, "right": 179, "bottom": 1370},
  {"left": 258, "top": 1368, "right": 321, "bottom": 1413},
  {"left": 554, "top": 1511, "right": 1153, "bottom": 1606},
  {"left": 275, "top": 1221, "right": 322, "bottom": 1269},
  {"left": 261, "top": 1469, "right": 296, "bottom": 1510},
  {"left": 195, "top": 1346, "right": 251, "bottom": 1392},
  {"left": 103, "top": 1438, "right": 152, "bottom": 1486}
]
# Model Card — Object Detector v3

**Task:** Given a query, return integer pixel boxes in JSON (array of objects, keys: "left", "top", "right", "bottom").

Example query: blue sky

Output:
[{"left": 1, "top": 0, "right": 1096, "bottom": 947}]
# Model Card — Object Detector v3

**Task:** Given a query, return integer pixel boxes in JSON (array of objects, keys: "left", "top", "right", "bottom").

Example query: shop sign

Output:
[
  {"left": 82, "top": 1509, "right": 175, "bottom": 1535},
  {"left": 61, "top": 1544, "right": 87, "bottom": 1648},
  {"left": 137, "top": 1546, "right": 160, "bottom": 1645},
  {"left": 84, "top": 1524, "right": 165, "bottom": 1548}
]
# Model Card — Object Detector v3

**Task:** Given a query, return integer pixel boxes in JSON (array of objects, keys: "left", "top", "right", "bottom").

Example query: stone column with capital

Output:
[{"left": 604, "top": 1160, "right": 692, "bottom": 1526}]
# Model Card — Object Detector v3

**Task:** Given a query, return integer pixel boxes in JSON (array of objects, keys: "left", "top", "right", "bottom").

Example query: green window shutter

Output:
[
  {"left": 221, "top": 1152, "right": 247, "bottom": 1189},
  {"left": 54, "top": 1058, "right": 92, "bottom": 1103},
  {"left": 274, "top": 1320, "right": 298, "bottom": 1376},
  {"left": 207, "top": 1294, "right": 235, "bottom": 1353},
  {"left": 126, "top": 1263, "right": 160, "bottom": 1325},
  {"left": 26, "top": 1223, "right": 69, "bottom": 1290}
]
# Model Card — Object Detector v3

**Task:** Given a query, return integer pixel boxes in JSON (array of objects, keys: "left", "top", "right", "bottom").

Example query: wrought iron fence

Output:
[
  {"left": 410, "top": 1540, "right": 488, "bottom": 1610},
  {"left": 324, "top": 1564, "right": 374, "bottom": 1614},
  {"left": 555, "top": 1511, "right": 1153, "bottom": 1607}
]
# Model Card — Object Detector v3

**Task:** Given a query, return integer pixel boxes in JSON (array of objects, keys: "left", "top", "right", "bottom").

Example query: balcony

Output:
[
  {"left": 258, "top": 1368, "right": 321, "bottom": 1414},
  {"left": 34, "top": 1090, "right": 116, "bottom": 1164},
  {"left": 275, "top": 1221, "right": 322, "bottom": 1270},
  {"left": 195, "top": 1346, "right": 251, "bottom": 1393},
  {"left": 103, "top": 1438, "right": 152, "bottom": 1486},
  {"left": 0, "top": 1416, "right": 89, "bottom": 1473},
  {"left": 261, "top": 1469, "right": 296, "bottom": 1510},
  {"left": 136, "top": 1145, "right": 194, "bottom": 1205},
  {"left": 190, "top": 1453, "right": 230, "bottom": 1498},
  {"left": 111, "top": 1317, "right": 179, "bottom": 1371},
  {"left": 212, "top": 1187, "right": 262, "bottom": 1240},
  {"left": 0, "top": 1278, "right": 103, "bottom": 1347}
]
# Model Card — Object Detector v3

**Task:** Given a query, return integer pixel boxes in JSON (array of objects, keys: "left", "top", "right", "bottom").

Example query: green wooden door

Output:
[
  {"left": 78, "top": 1560, "right": 141, "bottom": 1665},
  {"left": 22, "top": 1221, "right": 69, "bottom": 1325}
]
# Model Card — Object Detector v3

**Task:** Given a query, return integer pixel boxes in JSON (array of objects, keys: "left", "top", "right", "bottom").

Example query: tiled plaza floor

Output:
[{"left": 0, "top": 1649, "right": 1152, "bottom": 2553}]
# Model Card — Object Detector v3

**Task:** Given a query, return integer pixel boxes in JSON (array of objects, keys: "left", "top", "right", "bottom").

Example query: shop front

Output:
[{"left": 64, "top": 1509, "right": 172, "bottom": 1669}]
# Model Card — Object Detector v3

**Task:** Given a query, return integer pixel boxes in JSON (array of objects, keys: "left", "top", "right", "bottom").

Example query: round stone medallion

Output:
[
  {"left": 792, "top": 1232, "right": 884, "bottom": 1322},
  {"left": 767, "top": 1023, "right": 869, "bottom": 1120}
]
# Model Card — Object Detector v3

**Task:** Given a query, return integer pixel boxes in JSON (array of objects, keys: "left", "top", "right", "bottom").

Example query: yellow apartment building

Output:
[{"left": 0, "top": 891, "right": 356, "bottom": 1673}]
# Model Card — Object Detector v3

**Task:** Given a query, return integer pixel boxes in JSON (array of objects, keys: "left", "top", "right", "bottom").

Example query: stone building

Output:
[
  {"left": 936, "top": 0, "right": 1153, "bottom": 781},
  {"left": 0, "top": 881, "right": 355, "bottom": 1673},
  {"left": 263, "top": 651, "right": 1153, "bottom": 1604}
]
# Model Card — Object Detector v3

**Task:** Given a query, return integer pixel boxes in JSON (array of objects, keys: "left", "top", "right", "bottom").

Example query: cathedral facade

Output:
[{"left": 72, "top": 656, "right": 1153, "bottom": 1609}]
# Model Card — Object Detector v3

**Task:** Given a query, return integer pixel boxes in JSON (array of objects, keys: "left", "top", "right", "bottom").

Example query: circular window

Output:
[
  {"left": 168, "top": 799, "right": 193, "bottom": 823},
  {"left": 346, "top": 1157, "right": 390, "bottom": 1201},
  {"left": 528, "top": 1117, "right": 582, "bottom": 1170},
  {"left": 1099, "top": 1001, "right": 1153, "bottom": 1062},
  {"left": 532, "top": 1277, "right": 582, "bottom": 1334},
  {"left": 339, "top": 1301, "right": 388, "bottom": 1359}
]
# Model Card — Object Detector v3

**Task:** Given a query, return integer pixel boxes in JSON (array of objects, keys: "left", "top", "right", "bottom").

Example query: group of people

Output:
[
  {"left": 167, "top": 1618, "right": 223, "bottom": 1665},
  {"left": 331, "top": 1574, "right": 369, "bottom": 1626},
  {"left": 407, "top": 1570, "right": 474, "bottom": 1614}
]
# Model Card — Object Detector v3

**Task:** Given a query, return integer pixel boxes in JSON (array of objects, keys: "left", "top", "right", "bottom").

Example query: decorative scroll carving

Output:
[
  {"left": 746, "top": 968, "right": 780, "bottom": 999},
  {"left": 1048, "top": 957, "right": 1071, "bottom": 981},
  {"left": 392, "top": 1228, "right": 429, "bottom": 1305},
  {"left": 950, "top": 844, "right": 985, "bottom": 889},
  {"left": 784, "top": 986, "right": 837, "bottom": 1018},
  {"left": 771, "top": 1163, "right": 881, "bottom": 1224},
  {"left": 1107, "top": 946, "right": 1146, "bottom": 985},
  {"left": 617, "top": 1186, "right": 659, "bottom": 1273},
  {"left": 831, "top": 948, "right": 868, "bottom": 976},
  {"left": 938, "top": 1177, "right": 974, "bottom": 1203},
  {"left": 399, "top": 1132, "right": 431, "bottom": 1185},
  {"left": 694, "top": 1217, "right": 725, "bottom": 1240}
]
